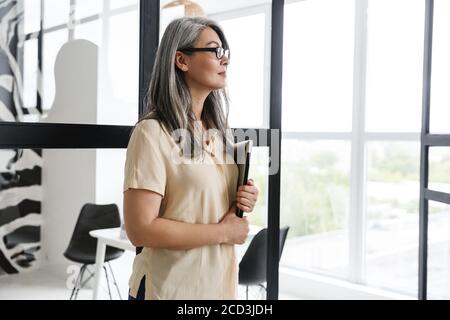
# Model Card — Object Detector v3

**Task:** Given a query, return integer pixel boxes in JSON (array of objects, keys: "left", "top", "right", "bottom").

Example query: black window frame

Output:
[{"left": 418, "top": 0, "right": 450, "bottom": 300}]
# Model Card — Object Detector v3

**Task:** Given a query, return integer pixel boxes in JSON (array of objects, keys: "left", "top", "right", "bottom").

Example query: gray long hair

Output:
[{"left": 139, "top": 16, "right": 232, "bottom": 158}]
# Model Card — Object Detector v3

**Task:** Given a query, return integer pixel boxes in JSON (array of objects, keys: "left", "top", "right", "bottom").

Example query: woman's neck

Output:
[{"left": 188, "top": 83, "right": 211, "bottom": 121}]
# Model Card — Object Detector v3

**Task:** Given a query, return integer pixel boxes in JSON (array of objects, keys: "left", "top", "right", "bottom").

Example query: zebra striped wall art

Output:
[{"left": 0, "top": 0, "right": 43, "bottom": 275}]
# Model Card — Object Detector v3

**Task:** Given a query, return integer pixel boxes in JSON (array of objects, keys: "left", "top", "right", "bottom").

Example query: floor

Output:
[{"left": 0, "top": 250, "right": 299, "bottom": 300}]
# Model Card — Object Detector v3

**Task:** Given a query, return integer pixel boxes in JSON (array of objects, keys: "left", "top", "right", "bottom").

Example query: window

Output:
[
  {"left": 21, "top": 0, "right": 139, "bottom": 125},
  {"left": 160, "top": 1, "right": 271, "bottom": 129},
  {"left": 281, "top": 0, "right": 424, "bottom": 297},
  {"left": 430, "top": 0, "right": 450, "bottom": 134},
  {"left": 427, "top": 201, "right": 450, "bottom": 300},
  {"left": 365, "top": 141, "right": 420, "bottom": 294},
  {"left": 280, "top": 140, "right": 351, "bottom": 277},
  {"left": 281, "top": 0, "right": 355, "bottom": 279},
  {"left": 364, "top": 0, "right": 423, "bottom": 296},
  {"left": 0, "top": 0, "right": 146, "bottom": 283},
  {"left": 214, "top": 11, "right": 269, "bottom": 129},
  {"left": 43, "top": 0, "right": 70, "bottom": 29},
  {"left": 73, "top": 0, "right": 102, "bottom": 20},
  {"left": 365, "top": 0, "right": 423, "bottom": 132},
  {"left": 282, "top": 0, "right": 354, "bottom": 132},
  {"left": 429, "top": 148, "right": 450, "bottom": 196},
  {"left": 23, "top": 39, "right": 39, "bottom": 109},
  {"left": 42, "top": 29, "right": 68, "bottom": 112}
]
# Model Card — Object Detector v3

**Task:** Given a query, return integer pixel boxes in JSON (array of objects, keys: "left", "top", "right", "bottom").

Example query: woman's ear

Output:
[{"left": 175, "top": 51, "right": 189, "bottom": 72}]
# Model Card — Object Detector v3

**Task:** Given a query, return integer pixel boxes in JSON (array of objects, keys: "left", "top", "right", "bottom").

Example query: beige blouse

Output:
[{"left": 123, "top": 119, "right": 239, "bottom": 300}]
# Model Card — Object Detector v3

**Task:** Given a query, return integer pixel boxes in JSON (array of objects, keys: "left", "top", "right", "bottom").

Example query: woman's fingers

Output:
[
  {"left": 237, "top": 196, "right": 253, "bottom": 207},
  {"left": 237, "top": 190, "right": 257, "bottom": 202},
  {"left": 238, "top": 185, "right": 258, "bottom": 196},
  {"left": 237, "top": 194, "right": 255, "bottom": 212},
  {"left": 237, "top": 202, "right": 252, "bottom": 212},
  {"left": 237, "top": 179, "right": 259, "bottom": 213}
]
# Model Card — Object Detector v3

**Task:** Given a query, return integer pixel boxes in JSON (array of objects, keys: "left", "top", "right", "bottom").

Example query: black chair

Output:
[
  {"left": 64, "top": 203, "right": 124, "bottom": 300},
  {"left": 238, "top": 226, "right": 290, "bottom": 299}
]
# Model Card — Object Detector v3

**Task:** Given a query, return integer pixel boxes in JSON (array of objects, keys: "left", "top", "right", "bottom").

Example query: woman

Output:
[{"left": 123, "top": 16, "right": 259, "bottom": 300}]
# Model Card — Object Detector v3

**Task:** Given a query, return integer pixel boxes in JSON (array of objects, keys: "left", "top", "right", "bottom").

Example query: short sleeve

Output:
[{"left": 123, "top": 120, "right": 166, "bottom": 197}]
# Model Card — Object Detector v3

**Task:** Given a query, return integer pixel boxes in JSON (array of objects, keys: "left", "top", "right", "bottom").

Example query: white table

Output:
[
  {"left": 89, "top": 227, "right": 134, "bottom": 300},
  {"left": 89, "top": 224, "right": 264, "bottom": 300}
]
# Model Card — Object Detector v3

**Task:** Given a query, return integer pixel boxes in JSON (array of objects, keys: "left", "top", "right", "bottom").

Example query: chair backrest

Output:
[
  {"left": 238, "top": 226, "right": 290, "bottom": 286},
  {"left": 64, "top": 203, "right": 121, "bottom": 257}
]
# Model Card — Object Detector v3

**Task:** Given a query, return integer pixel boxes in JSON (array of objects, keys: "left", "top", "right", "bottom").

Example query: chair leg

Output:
[
  {"left": 73, "top": 264, "right": 87, "bottom": 300},
  {"left": 79, "top": 266, "right": 95, "bottom": 289},
  {"left": 246, "top": 286, "right": 249, "bottom": 300},
  {"left": 69, "top": 286, "right": 76, "bottom": 300},
  {"left": 103, "top": 265, "right": 113, "bottom": 300},
  {"left": 107, "top": 262, "right": 122, "bottom": 300},
  {"left": 69, "top": 265, "right": 83, "bottom": 300}
]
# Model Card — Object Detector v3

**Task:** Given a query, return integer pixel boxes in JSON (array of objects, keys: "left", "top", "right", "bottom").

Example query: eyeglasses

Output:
[{"left": 179, "top": 47, "right": 230, "bottom": 60}]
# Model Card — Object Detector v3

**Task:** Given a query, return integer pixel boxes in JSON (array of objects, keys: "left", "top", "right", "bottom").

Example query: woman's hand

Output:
[
  {"left": 219, "top": 206, "right": 249, "bottom": 245},
  {"left": 236, "top": 179, "right": 259, "bottom": 213}
]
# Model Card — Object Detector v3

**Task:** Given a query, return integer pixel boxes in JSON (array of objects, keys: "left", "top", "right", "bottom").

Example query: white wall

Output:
[
  {"left": 41, "top": 149, "right": 97, "bottom": 266},
  {"left": 95, "top": 149, "right": 127, "bottom": 222}
]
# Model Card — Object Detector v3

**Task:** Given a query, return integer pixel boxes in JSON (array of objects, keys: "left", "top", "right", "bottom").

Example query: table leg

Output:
[{"left": 92, "top": 239, "right": 106, "bottom": 300}]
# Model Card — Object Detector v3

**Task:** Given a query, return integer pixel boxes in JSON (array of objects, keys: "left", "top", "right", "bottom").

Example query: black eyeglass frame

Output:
[{"left": 178, "top": 47, "right": 230, "bottom": 60}]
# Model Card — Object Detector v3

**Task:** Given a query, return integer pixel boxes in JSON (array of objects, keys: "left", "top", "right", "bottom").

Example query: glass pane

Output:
[
  {"left": 365, "top": 141, "right": 420, "bottom": 296},
  {"left": 427, "top": 201, "right": 450, "bottom": 300},
  {"left": 280, "top": 140, "right": 351, "bottom": 278},
  {"left": 0, "top": 145, "right": 268, "bottom": 299},
  {"left": 159, "top": 0, "right": 271, "bottom": 129},
  {"left": 107, "top": 9, "right": 139, "bottom": 124},
  {"left": 109, "top": 0, "right": 139, "bottom": 10},
  {"left": 365, "top": 0, "right": 424, "bottom": 132},
  {"left": 23, "top": 39, "right": 39, "bottom": 109},
  {"left": 42, "top": 29, "right": 68, "bottom": 111},
  {"left": 24, "top": 0, "right": 41, "bottom": 34},
  {"left": 429, "top": 147, "right": 450, "bottom": 195},
  {"left": 0, "top": 148, "right": 134, "bottom": 299},
  {"left": 235, "top": 146, "right": 269, "bottom": 300},
  {"left": 43, "top": 0, "right": 70, "bottom": 29},
  {"left": 39, "top": 4, "right": 139, "bottom": 125},
  {"left": 188, "top": 1, "right": 268, "bottom": 15},
  {"left": 74, "top": 19, "right": 102, "bottom": 46},
  {"left": 430, "top": 0, "right": 450, "bottom": 134},
  {"left": 282, "top": 0, "right": 355, "bottom": 132},
  {"left": 219, "top": 13, "right": 267, "bottom": 129},
  {"left": 246, "top": 146, "right": 269, "bottom": 228},
  {"left": 160, "top": 2, "right": 184, "bottom": 33},
  {"left": 74, "top": 0, "right": 103, "bottom": 20}
]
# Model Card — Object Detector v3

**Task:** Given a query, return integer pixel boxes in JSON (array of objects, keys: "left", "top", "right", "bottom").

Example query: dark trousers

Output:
[{"left": 128, "top": 276, "right": 145, "bottom": 300}]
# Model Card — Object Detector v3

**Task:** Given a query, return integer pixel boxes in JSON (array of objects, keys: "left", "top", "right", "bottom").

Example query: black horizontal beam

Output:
[
  {"left": 424, "top": 189, "right": 450, "bottom": 205},
  {"left": 0, "top": 122, "right": 270, "bottom": 149},
  {"left": 0, "top": 122, "right": 133, "bottom": 149},
  {"left": 422, "top": 134, "right": 450, "bottom": 147}
]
